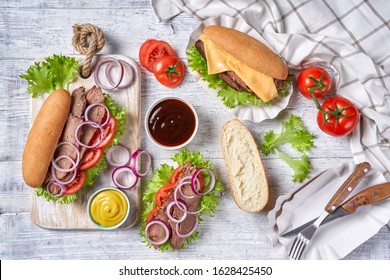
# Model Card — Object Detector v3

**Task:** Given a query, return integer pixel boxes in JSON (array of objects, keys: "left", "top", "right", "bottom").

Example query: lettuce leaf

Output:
[
  {"left": 36, "top": 94, "right": 126, "bottom": 204},
  {"left": 20, "top": 55, "right": 79, "bottom": 98},
  {"left": 140, "top": 150, "right": 224, "bottom": 251}
]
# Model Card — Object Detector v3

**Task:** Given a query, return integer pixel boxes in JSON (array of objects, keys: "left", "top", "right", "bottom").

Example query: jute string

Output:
[{"left": 72, "top": 23, "right": 105, "bottom": 78}]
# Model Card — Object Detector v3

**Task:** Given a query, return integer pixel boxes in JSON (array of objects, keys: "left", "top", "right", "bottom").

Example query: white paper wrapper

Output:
[
  {"left": 267, "top": 162, "right": 390, "bottom": 259},
  {"left": 186, "top": 15, "right": 292, "bottom": 123}
]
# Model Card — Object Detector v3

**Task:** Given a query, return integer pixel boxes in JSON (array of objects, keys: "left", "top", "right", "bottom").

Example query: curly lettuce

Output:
[
  {"left": 20, "top": 54, "right": 79, "bottom": 98},
  {"left": 140, "top": 150, "right": 224, "bottom": 251},
  {"left": 260, "top": 115, "right": 315, "bottom": 183}
]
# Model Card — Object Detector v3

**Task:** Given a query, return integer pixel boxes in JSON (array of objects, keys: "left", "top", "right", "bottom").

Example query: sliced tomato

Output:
[
  {"left": 146, "top": 207, "right": 159, "bottom": 223},
  {"left": 139, "top": 39, "right": 158, "bottom": 70},
  {"left": 79, "top": 148, "right": 103, "bottom": 171},
  {"left": 89, "top": 115, "right": 117, "bottom": 149},
  {"left": 170, "top": 166, "right": 183, "bottom": 184},
  {"left": 155, "top": 183, "right": 175, "bottom": 207},
  {"left": 139, "top": 40, "right": 176, "bottom": 72},
  {"left": 65, "top": 171, "right": 86, "bottom": 194}
]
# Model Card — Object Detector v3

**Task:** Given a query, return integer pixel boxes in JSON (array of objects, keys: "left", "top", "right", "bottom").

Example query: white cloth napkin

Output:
[{"left": 151, "top": 0, "right": 390, "bottom": 183}]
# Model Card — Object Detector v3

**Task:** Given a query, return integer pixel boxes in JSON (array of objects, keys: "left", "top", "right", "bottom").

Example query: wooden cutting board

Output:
[{"left": 29, "top": 54, "right": 141, "bottom": 229}]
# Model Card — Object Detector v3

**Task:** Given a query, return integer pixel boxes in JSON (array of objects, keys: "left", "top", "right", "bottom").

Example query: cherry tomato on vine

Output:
[
  {"left": 153, "top": 55, "right": 185, "bottom": 88},
  {"left": 297, "top": 66, "right": 332, "bottom": 99},
  {"left": 139, "top": 40, "right": 176, "bottom": 72},
  {"left": 317, "top": 96, "right": 360, "bottom": 137}
]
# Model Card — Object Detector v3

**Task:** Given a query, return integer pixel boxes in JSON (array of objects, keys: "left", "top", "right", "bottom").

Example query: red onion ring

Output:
[
  {"left": 178, "top": 175, "right": 200, "bottom": 199},
  {"left": 94, "top": 57, "right": 124, "bottom": 90},
  {"left": 105, "top": 60, "right": 134, "bottom": 89},
  {"left": 173, "top": 182, "right": 204, "bottom": 215},
  {"left": 84, "top": 103, "right": 111, "bottom": 127},
  {"left": 46, "top": 181, "right": 66, "bottom": 198},
  {"left": 51, "top": 164, "right": 77, "bottom": 185},
  {"left": 52, "top": 155, "right": 78, "bottom": 173},
  {"left": 106, "top": 145, "right": 130, "bottom": 167},
  {"left": 191, "top": 168, "right": 216, "bottom": 196},
  {"left": 74, "top": 121, "right": 104, "bottom": 149},
  {"left": 112, "top": 165, "right": 138, "bottom": 190},
  {"left": 51, "top": 142, "right": 80, "bottom": 172},
  {"left": 166, "top": 199, "right": 188, "bottom": 223},
  {"left": 144, "top": 219, "right": 171, "bottom": 246},
  {"left": 175, "top": 215, "right": 198, "bottom": 238},
  {"left": 130, "top": 149, "right": 152, "bottom": 177}
]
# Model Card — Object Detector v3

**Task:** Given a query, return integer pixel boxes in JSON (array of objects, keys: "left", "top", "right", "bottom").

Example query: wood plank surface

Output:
[{"left": 1, "top": 0, "right": 389, "bottom": 260}]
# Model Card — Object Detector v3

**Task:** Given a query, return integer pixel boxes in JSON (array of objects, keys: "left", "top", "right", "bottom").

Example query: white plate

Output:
[
  {"left": 186, "top": 15, "right": 292, "bottom": 123},
  {"left": 267, "top": 162, "right": 390, "bottom": 259}
]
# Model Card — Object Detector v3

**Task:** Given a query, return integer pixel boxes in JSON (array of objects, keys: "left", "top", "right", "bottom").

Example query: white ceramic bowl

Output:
[
  {"left": 87, "top": 187, "right": 130, "bottom": 230},
  {"left": 145, "top": 97, "right": 199, "bottom": 150}
]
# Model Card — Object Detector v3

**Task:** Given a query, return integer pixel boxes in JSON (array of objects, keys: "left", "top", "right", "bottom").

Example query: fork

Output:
[
  {"left": 288, "top": 211, "right": 329, "bottom": 259},
  {"left": 287, "top": 162, "right": 371, "bottom": 260}
]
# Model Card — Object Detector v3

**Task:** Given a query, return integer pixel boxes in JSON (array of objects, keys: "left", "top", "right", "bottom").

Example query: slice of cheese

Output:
[{"left": 200, "top": 34, "right": 278, "bottom": 102}]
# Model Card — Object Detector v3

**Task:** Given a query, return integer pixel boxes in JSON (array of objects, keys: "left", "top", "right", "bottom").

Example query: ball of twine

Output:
[{"left": 72, "top": 23, "right": 105, "bottom": 78}]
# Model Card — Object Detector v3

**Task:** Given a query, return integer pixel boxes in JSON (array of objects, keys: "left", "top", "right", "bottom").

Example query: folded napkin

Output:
[{"left": 152, "top": 0, "right": 390, "bottom": 183}]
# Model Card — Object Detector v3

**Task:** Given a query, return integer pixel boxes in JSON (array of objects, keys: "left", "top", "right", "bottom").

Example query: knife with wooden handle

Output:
[
  {"left": 311, "top": 182, "right": 390, "bottom": 226},
  {"left": 281, "top": 162, "right": 371, "bottom": 238}
]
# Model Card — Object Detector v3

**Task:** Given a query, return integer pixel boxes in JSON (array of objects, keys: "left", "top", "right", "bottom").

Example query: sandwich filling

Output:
[{"left": 199, "top": 34, "right": 278, "bottom": 102}]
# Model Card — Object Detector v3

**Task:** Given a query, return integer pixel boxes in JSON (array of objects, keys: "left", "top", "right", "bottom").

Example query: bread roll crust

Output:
[
  {"left": 221, "top": 119, "right": 269, "bottom": 212},
  {"left": 203, "top": 25, "right": 288, "bottom": 80},
  {"left": 22, "top": 89, "right": 71, "bottom": 188}
]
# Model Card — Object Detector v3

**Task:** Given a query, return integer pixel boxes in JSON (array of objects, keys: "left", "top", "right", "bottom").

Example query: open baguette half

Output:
[{"left": 221, "top": 119, "right": 269, "bottom": 212}]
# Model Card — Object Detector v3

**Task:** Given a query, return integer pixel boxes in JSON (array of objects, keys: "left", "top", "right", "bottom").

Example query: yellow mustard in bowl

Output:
[{"left": 89, "top": 188, "right": 129, "bottom": 229}]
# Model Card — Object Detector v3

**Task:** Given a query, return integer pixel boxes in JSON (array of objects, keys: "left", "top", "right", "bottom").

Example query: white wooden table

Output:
[{"left": 1, "top": 0, "right": 389, "bottom": 260}]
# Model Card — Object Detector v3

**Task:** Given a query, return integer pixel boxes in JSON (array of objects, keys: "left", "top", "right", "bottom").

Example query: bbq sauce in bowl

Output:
[{"left": 146, "top": 98, "right": 198, "bottom": 149}]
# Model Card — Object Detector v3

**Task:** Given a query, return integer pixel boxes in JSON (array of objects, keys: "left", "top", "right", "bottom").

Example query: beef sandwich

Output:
[{"left": 195, "top": 25, "right": 289, "bottom": 103}]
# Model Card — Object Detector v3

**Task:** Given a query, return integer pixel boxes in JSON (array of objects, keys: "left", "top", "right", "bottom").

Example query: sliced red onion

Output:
[
  {"left": 52, "top": 142, "right": 80, "bottom": 170},
  {"left": 94, "top": 57, "right": 124, "bottom": 90},
  {"left": 175, "top": 215, "right": 198, "bottom": 238},
  {"left": 112, "top": 165, "right": 138, "bottom": 190},
  {"left": 178, "top": 175, "right": 201, "bottom": 199},
  {"left": 46, "top": 181, "right": 66, "bottom": 198},
  {"left": 166, "top": 199, "right": 188, "bottom": 223},
  {"left": 106, "top": 145, "right": 130, "bottom": 167},
  {"left": 106, "top": 60, "right": 134, "bottom": 89},
  {"left": 74, "top": 121, "right": 104, "bottom": 149},
  {"left": 51, "top": 155, "right": 77, "bottom": 173},
  {"left": 191, "top": 168, "right": 216, "bottom": 196},
  {"left": 51, "top": 164, "right": 77, "bottom": 185},
  {"left": 144, "top": 219, "right": 171, "bottom": 246},
  {"left": 130, "top": 149, "right": 152, "bottom": 177},
  {"left": 84, "top": 103, "right": 110, "bottom": 127},
  {"left": 173, "top": 182, "right": 204, "bottom": 215}
]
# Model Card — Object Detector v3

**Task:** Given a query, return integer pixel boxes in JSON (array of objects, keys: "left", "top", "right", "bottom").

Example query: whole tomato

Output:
[
  {"left": 153, "top": 55, "right": 185, "bottom": 88},
  {"left": 317, "top": 96, "right": 360, "bottom": 137},
  {"left": 298, "top": 66, "right": 332, "bottom": 99}
]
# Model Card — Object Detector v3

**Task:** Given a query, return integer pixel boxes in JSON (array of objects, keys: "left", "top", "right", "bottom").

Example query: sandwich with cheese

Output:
[{"left": 188, "top": 25, "right": 291, "bottom": 107}]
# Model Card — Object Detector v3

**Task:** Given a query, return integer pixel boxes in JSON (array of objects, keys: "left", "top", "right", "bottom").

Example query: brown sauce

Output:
[{"left": 147, "top": 99, "right": 196, "bottom": 147}]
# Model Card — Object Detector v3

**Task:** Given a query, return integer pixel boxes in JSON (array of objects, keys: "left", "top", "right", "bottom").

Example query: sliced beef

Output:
[
  {"left": 169, "top": 163, "right": 199, "bottom": 250},
  {"left": 195, "top": 39, "right": 253, "bottom": 93},
  {"left": 79, "top": 86, "right": 106, "bottom": 157},
  {"left": 52, "top": 114, "right": 83, "bottom": 180},
  {"left": 86, "top": 86, "right": 104, "bottom": 104},
  {"left": 146, "top": 162, "right": 200, "bottom": 250},
  {"left": 71, "top": 87, "right": 86, "bottom": 118}
]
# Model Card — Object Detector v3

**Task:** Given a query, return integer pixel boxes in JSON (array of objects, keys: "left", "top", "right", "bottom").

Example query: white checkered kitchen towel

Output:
[{"left": 151, "top": 0, "right": 390, "bottom": 181}]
